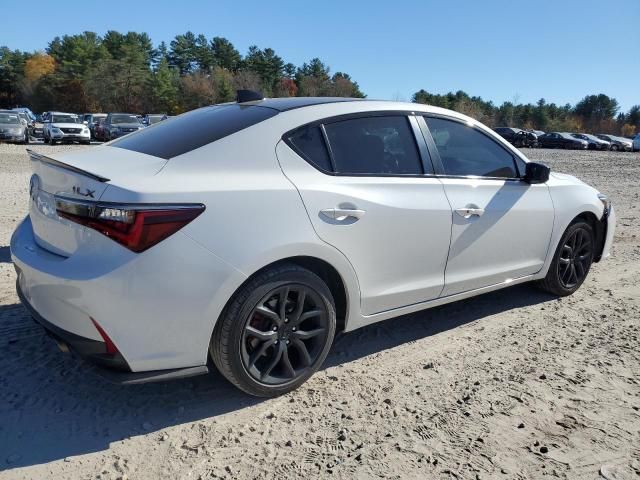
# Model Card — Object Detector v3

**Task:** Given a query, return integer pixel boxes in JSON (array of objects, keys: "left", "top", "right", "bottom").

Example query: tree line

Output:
[
  {"left": 413, "top": 90, "right": 639, "bottom": 136},
  {"left": 0, "top": 30, "right": 365, "bottom": 114},
  {"left": 1, "top": 31, "right": 637, "bottom": 136}
]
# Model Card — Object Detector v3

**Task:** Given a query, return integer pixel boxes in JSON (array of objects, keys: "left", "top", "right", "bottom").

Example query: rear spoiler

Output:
[{"left": 27, "top": 149, "right": 110, "bottom": 183}]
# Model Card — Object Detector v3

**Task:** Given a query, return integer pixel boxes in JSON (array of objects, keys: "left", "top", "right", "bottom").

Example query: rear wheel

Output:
[
  {"left": 210, "top": 264, "right": 336, "bottom": 397},
  {"left": 537, "top": 220, "right": 594, "bottom": 296},
  {"left": 611, "top": 144, "right": 619, "bottom": 151}
]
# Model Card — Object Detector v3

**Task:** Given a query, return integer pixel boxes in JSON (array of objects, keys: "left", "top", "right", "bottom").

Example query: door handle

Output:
[
  {"left": 320, "top": 208, "right": 366, "bottom": 221},
  {"left": 455, "top": 207, "right": 485, "bottom": 218}
]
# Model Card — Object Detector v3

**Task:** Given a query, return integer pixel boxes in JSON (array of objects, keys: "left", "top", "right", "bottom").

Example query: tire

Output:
[
  {"left": 611, "top": 144, "right": 619, "bottom": 151},
  {"left": 210, "top": 263, "right": 336, "bottom": 397},
  {"left": 537, "top": 220, "right": 595, "bottom": 296}
]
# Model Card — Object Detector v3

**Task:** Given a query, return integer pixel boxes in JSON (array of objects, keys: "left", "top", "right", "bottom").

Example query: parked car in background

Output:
[
  {"left": 493, "top": 127, "right": 538, "bottom": 147},
  {"left": 633, "top": 133, "right": 640, "bottom": 152},
  {"left": 596, "top": 134, "right": 632, "bottom": 151},
  {"left": 571, "top": 133, "right": 610, "bottom": 150},
  {"left": 11, "top": 96, "right": 615, "bottom": 397},
  {"left": 0, "top": 110, "right": 28, "bottom": 143},
  {"left": 43, "top": 112, "right": 91, "bottom": 145},
  {"left": 529, "top": 130, "right": 545, "bottom": 137},
  {"left": 142, "top": 114, "right": 167, "bottom": 127},
  {"left": 103, "top": 113, "right": 143, "bottom": 140},
  {"left": 12, "top": 107, "right": 36, "bottom": 123},
  {"left": 538, "top": 132, "right": 588, "bottom": 149},
  {"left": 13, "top": 110, "right": 45, "bottom": 142},
  {"left": 83, "top": 113, "right": 107, "bottom": 139},
  {"left": 93, "top": 117, "right": 108, "bottom": 141}
]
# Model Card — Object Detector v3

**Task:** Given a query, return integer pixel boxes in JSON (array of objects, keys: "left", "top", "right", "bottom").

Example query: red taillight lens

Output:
[{"left": 56, "top": 198, "right": 204, "bottom": 252}]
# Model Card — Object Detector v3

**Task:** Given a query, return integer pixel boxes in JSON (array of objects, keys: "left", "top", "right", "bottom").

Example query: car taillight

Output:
[{"left": 55, "top": 197, "right": 205, "bottom": 253}]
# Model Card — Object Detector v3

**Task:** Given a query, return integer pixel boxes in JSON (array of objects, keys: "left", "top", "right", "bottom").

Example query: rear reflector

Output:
[
  {"left": 91, "top": 317, "right": 119, "bottom": 355},
  {"left": 55, "top": 197, "right": 205, "bottom": 252}
]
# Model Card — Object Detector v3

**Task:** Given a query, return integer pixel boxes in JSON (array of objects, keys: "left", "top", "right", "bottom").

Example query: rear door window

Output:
[{"left": 324, "top": 116, "right": 423, "bottom": 175}]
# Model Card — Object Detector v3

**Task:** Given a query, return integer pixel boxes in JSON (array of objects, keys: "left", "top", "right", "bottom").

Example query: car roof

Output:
[{"left": 240, "top": 97, "right": 363, "bottom": 112}]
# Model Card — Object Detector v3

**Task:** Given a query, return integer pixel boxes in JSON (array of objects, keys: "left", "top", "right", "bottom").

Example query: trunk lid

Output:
[{"left": 28, "top": 147, "right": 168, "bottom": 256}]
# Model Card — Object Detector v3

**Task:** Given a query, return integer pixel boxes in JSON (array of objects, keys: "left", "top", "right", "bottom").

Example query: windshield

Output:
[
  {"left": 112, "top": 114, "right": 140, "bottom": 124},
  {"left": 0, "top": 113, "right": 21, "bottom": 125},
  {"left": 148, "top": 115, "right": 164, "bottom": 124},
  {"left": 51, "top": 114, "right": 80, "bottom": 123}
]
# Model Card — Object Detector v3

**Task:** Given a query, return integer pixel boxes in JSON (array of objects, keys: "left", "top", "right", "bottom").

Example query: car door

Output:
[
  {"left": 277, "top": 113, "right": 453, "bottom": 316},
  {"left": 420, "top": 115, "right": 554, "bottom": 296}
]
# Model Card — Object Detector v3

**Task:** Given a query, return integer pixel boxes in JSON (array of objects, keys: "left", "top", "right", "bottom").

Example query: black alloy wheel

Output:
[
  {"left": 241, "top": 285, "right": 330, "bottom": 385},
  {"left": 210, "top": 264, "right": 336, "bottom": 397},
  {"left": 557, "top": 227, "right": 593, "bottom": 289},
  {"left": 537, "top": 220, "right": 595, "bottom": 296}
]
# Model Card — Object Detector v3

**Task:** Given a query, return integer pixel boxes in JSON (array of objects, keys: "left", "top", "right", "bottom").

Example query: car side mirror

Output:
[{"left": 524, "top": 162, "right": 550, "bottom": 184}]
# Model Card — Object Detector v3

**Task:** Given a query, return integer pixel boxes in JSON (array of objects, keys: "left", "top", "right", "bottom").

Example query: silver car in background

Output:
[{"left": 0, "top": 111, "right": 28, "bottom": 143}]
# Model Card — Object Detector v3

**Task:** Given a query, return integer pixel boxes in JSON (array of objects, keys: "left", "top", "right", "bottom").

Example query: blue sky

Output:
[{"left": 2, "top": 0, "right": 638, "bottom": 111}]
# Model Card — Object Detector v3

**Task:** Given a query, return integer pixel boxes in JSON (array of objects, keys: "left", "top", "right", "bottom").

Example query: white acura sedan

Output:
[{"left": 11, "top": 96, "right": 615, "bottom": 397}]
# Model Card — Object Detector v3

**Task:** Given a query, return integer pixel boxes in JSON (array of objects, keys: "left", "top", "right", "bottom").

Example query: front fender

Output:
[{"left": 538, "top": 175, "right": 607, "bottom": 278}]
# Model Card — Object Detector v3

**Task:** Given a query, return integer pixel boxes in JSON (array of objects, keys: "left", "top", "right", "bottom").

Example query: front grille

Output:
[{"left": 61, "top": 128, "right": 81, "bottom": 134}]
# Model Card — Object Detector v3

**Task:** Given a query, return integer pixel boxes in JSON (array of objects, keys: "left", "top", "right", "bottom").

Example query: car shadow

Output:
[
  {"left": 0, "top": 284, "right": 555, "bottom": 469},
  {"left": 0, "top": 246, "right": 10, "bottom": 263}
]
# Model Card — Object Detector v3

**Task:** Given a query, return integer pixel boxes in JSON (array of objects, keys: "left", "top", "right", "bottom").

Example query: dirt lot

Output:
[{"left": 0, "top": 143, "right": 639, "bottom": 480}]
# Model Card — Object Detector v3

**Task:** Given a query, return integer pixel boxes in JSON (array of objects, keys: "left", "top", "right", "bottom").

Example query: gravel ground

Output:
[{"left": 0, "top": 143, "right": 639, "bottom": 479}]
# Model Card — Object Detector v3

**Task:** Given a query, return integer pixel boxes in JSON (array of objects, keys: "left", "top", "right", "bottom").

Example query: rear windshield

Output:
[
  {"left": 147, "top": 115, "right": 164, "bottom": 124},
  {"left": 111, "top": 104, "right": 278, "bottom": 159},
  {"left": 111, "top": 114, "right": 140, "bottom": 124},
  {"left": 0, "top": 113, "right": 20, "bottom": 124}
]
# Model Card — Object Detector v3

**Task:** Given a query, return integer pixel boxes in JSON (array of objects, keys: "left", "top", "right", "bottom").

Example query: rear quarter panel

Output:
[{"left": 98, "top": 121, "right": 363, "bottom": 343}]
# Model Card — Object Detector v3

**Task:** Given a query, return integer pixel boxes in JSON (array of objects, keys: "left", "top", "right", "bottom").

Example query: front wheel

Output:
[
  {"left": 537, "top": 220, "right": 594, "bottom": 296},
  {"left": 210, "top": 264, "right": 336, "bottom": 397}
]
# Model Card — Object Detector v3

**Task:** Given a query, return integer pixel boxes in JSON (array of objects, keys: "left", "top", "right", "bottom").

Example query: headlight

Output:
[
  {"left": 82, "top": 128, "right": 89, "bottom": 134},
  {"left": 597, "top": 193, "right": 611, "bottom": 214}
]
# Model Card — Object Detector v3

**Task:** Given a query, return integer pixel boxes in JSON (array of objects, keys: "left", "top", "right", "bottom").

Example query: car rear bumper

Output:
[
  {"left": 17, "top": 281, "right": 210, "bottom": 383},
  {"left": 16, "top": 278, "right": 131, "bottom": 371},
  {"left": 11, "top": 215, "right": 245, "bottom": 376}
]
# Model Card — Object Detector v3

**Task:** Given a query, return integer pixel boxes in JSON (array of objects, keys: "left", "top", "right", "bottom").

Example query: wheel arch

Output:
[
  {"left": 573, "top": 211, "right": 607, "bottom": 262},
  {"left": 213, "top": 254, "right": 356, "bottom": 342}
]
